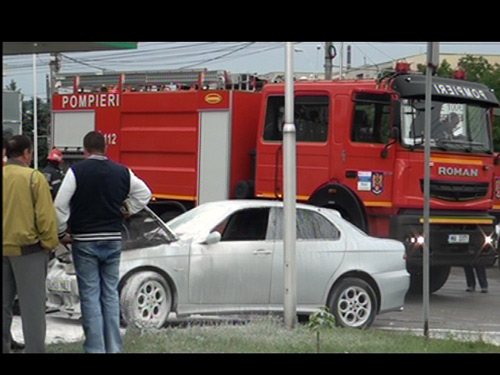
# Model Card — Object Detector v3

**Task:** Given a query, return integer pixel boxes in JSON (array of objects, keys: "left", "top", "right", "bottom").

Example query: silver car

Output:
[{"left": 46, "top": 200, "right": 409, "bottom": 329}]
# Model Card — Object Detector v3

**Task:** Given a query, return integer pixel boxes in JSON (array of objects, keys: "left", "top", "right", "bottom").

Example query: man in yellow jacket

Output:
[{"left": 2, "top": 135, "right": 59, "bottom": 353}]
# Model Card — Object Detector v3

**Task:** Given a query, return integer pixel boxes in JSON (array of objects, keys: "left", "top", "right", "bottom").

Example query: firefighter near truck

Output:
[{"left": 51, "top": 66, "right": 499, "bottom": 293}]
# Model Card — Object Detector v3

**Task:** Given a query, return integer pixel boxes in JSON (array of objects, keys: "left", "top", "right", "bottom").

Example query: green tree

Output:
[
  {"left": 22, "top": 97, "right": 51, "bottom": 169},
  {"left": 457, "top": 56, "right": 500, "bottom": 151},
  {"left": 457, "top": 55, "right": 496, "bottom": 83},
  {"left": 5, "top": 79, "right": 20, "bottom": 92},
  {"left": 4, "top": 79, "right": 51, "bottom": 169},
  {"left": 417, "top": 59, "right": 457, "bottom": 78},
  {"left": 436, "top": 59, "right": 453, "bottom": 78},
  {"left": 307, "top": 306, "right": 336, "bottom": 353}
]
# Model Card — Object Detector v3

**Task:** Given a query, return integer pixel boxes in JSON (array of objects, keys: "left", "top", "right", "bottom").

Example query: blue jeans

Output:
[{"left": 72, "top": 240, "right": 122, "bottom": 353}]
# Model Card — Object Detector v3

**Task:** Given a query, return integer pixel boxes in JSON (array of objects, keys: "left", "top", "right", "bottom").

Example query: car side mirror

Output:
[{"left": 201, "top": 231, "right": 221, "bottom": 245}]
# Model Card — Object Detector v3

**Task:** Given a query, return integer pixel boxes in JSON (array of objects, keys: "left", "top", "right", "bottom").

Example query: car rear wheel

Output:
[
  {"left": 328, "top": 278, "right": 377, "bottom": 329},
  {"left": 120, "top": 271, "right": 172, "bottom": 329}
]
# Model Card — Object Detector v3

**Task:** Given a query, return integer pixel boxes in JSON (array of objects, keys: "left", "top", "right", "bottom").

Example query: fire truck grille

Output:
[{"left": 420, "top": 180, "right": 489, "bottom": 202}]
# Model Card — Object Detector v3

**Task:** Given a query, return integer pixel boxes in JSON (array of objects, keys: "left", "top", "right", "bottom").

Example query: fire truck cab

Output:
[{"left": 251, "top": 70, "right": 499, "bottom": 292}]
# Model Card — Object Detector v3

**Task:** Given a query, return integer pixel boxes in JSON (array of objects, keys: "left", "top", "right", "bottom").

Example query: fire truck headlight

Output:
[
  {"left": 409, "top": 235, "right": 425, "bottom": 246},
  {"left": 484, "top": 235, "right": 494, "bottom": 247}
]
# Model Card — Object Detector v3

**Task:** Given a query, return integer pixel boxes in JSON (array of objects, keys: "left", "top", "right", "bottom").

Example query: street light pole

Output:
[
  {"left": 423, "top": 42, "right": 439, "bottom": 338},
  {"left": 283, "top": 42, "right": 297, "bottom": 329},
  {"left": 324, "top": 42, "right": 332, "bottom": 80},
  {"left": 32, "top": 54, "right": 38, "bottom": 169}
]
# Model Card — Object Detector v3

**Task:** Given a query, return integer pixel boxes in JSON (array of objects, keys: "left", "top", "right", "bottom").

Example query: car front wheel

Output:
[
  {"left": 328, "top": 278, "right": 377, "bottom": 329},
  {"left": 120, "top": 271, "right": 172, "bottom": 329}
]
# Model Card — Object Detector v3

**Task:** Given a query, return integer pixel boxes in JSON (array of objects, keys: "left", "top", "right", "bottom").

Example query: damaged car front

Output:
[
  {"left": 46, "top": 245, "right": 81, "bottom": 317},
  {"left": 45, "top": 207, "right": 180, "bottom": 325}
]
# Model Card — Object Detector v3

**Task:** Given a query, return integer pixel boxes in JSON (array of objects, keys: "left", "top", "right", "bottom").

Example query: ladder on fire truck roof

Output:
[{"left": 55, "top": 69, "right": 261, "bottom": 93}]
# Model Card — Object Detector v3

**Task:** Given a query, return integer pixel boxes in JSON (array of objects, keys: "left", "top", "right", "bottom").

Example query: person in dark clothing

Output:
[
  {"left": 55, "top": 131, "right": 151, "bottom": 353},
  {"left": 464, "top": 265, "right": 488, "bottom": 293},
  {"left": 43, "top": 148, "right": 65, "bottom": 199}
]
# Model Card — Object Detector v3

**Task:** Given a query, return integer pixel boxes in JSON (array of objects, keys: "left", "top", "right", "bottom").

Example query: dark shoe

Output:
[
  {"left": 466, "top": 287, "right": 475, "bottom": 292},
  {"left": 481, "top": 288, "right": 488, "bottom": 293},
  {"left": 11, "top": 339, "right": 25, "bottom": 351}
]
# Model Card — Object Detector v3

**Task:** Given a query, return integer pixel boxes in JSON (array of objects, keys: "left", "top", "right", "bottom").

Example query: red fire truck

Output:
[
  {"left": 490, "top": 162, "right": 500, "bottom": 269},
  {"left": 51, "top": 66, "right": 499, "bottom": 292}
]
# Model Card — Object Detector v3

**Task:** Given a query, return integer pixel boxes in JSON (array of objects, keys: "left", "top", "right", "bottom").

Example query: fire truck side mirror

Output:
[
  {"left": 494, "top": 153, "right": 500, "bottom": 166},
  {"left": 390, "top": 126, "right": 400, "bottom": 140}
]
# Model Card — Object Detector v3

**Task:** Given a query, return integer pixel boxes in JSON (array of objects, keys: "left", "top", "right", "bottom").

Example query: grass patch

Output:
[{"left": 47, "top": 315, "right": 500, "bottom": 354}]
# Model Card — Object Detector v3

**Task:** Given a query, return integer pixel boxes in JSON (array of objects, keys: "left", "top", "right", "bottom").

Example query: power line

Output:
[
  {"left": 364, "top": 42, "right": 397, "bottom": 62},
  {"left": 55, "top": 42, "right": 285, "bottom": 71},
  {"left": 76, "top": 42, "right": 282, "bottom": 66},
  {"left": 4, "top": 42, "right": 499, "bottom": 97},
  {"left": 350, "top": 43, "right": 380, "bottom": 67},
  {"left": 60, "top": 53, "right": 111, "bottom": 72},
  {"left": 179, "top": 42, "right": 256, "bottom": 69},
  {"left": 74, "top": 42, "right": 222, "bottom": 62}
]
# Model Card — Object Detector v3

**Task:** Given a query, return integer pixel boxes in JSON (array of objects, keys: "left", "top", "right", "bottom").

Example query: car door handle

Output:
[{"left": 253, "top": 249, "right": 272, "bottom": 255}]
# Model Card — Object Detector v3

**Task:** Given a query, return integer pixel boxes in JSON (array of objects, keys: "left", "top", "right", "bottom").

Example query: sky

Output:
[{"left": 3, "top": 41, "right": 500, "bottom": 100}]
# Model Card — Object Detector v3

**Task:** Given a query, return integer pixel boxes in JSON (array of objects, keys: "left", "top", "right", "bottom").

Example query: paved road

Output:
[
  {"left": 10, "top": 265, "right": 500, "bottom": 347},
  {"left": 373, "top": 265, "right": 500, "bottom": 345}
]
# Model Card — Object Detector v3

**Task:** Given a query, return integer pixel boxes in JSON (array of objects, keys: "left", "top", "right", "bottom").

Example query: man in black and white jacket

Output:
[{"left": 55, "top": 131, "right": 151, "bottom": 353}]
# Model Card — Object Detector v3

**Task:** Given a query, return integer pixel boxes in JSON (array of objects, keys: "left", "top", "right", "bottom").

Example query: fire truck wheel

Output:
[
  {"left": 408, "top": 265, "right": 451, "bottom": 294},
  {"left": 235, "top": 180, "right": 255, "bottom": 199},
  {"left": 120, "top": 271, "right": 172, "bottom": 329},
  {"left": 328, "top": 277, "right": 378, "bottom": 329}
]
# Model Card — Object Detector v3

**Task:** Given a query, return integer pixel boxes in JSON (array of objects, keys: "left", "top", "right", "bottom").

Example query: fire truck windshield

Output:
[{"left": 400, "top": 99, "right": 493, "bottom": 154}]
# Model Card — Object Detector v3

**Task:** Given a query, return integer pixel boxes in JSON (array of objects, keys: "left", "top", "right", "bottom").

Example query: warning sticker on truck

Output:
[
  {"left": 357, "top": 171, "right": 372, "bottom": 191},
  {"left": 357, "top": 171, "right": 384, "bottom": 195}
]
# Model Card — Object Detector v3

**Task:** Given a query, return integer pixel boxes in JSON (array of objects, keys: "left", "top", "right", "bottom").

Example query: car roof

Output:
[{"left": 201, "top": 199, "right": 341, "bottom": 217}]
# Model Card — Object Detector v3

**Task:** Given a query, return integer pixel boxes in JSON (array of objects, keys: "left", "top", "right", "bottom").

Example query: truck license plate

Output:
[{"left": 448, "top": 234, "right": 469, "bottom": 244}]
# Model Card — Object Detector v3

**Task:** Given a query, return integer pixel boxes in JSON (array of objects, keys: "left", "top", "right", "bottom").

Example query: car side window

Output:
[
  {"left": 296, "top": 209, "right": 340, "bottom": 240},
  {"left": 216, "top": 208, "right": 270, "bottom": 241},
  {"left": 274, "top": 208, "right": 340, "bottom": 240}
]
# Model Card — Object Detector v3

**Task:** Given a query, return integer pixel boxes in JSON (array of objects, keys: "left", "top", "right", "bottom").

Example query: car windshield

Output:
[
  {"left": 122, "top": 208, "right": 178, "bottom": 249},
  {"left": 400, "top": 99, "right": 493, "bottom": 154},
  {"left": 167, "top": 203, "right": 235, "bottom": 239}
]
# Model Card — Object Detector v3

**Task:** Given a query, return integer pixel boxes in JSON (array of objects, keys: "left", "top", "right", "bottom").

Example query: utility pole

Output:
[
  {"left": 423, "top": 42, "right": 439, "bottom": 338},
  {"left": 33, "top": 54, "right": 38, "bottom": 169},
  {"left": 339, "top": 42, "right": 344, "bottom": 79},
  {"left": 324, "top": 42, "right": 332, "bottom": 80},
  {"left": 48, "top": 53, "right": 61, "bottom": 149},
  {"left": 347, "top": 45, "right": 352, "bottom": 70},
  {"left": 283, "top": 42, "right": 297, "bottom": 329},
  {"left": 49, "top": 53, "right": 61, "bottom": 105}
]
